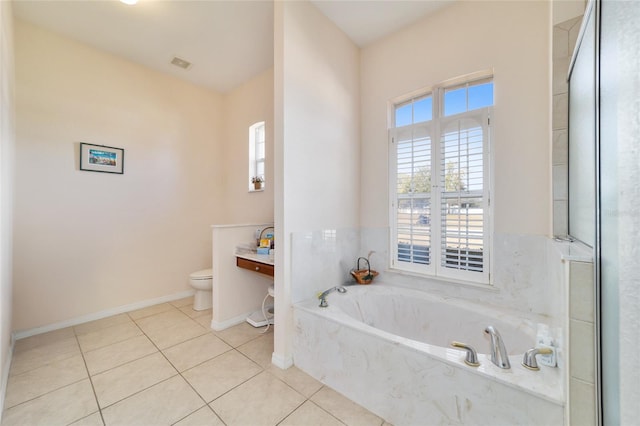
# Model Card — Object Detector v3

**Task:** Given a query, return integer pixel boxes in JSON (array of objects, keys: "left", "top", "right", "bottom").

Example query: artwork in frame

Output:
[{"left": 80, "top": 143, "right": 124, "bottom": 174}]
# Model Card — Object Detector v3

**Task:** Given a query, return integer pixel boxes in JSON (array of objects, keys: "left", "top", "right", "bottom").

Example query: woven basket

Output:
[{"left": 350, "top": 257, "right": 378, "bottom": 284}]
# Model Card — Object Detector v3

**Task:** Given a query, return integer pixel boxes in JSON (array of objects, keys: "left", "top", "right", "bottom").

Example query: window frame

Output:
[
  {"left": 388, "top": 74, "right": 493, "bottom": 285},
  {"left": 248, "top": 121, "right": 266, "bottom": 191}
]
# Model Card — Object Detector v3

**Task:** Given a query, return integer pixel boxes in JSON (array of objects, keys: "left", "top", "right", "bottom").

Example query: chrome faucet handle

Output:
[
  {"left": 522, "top": 347, "right": 553, "bottom": 371},
  {"left": 451, "top": 341, "right": 480, "bottom": 367}
]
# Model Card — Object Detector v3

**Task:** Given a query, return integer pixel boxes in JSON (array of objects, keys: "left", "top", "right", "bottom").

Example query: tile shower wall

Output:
[{"left": 553, "top": 16, "right": 583, "bottom": 236}]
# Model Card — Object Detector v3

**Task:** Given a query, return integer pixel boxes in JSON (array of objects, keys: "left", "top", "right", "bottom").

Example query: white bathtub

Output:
[{"left": 293, "top": 284, "right": 564, "bottom": 425}]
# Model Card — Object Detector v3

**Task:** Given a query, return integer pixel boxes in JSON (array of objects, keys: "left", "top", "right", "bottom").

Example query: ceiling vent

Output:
[{"left": 170, "top": 56, "right": 192, "bottom": 70}]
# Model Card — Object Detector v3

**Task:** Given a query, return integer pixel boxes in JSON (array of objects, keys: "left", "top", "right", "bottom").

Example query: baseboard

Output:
[
  {"left": 211, "top": 311, "right": 254, "bottom": 331},
  {"left": 271, "top": 351, "right": 294, "bottom": 370},
  {"left": 13, "top": 290, "right": 195, "bottom": 340},
  {"left": 0, "top": 334, "right": 15, "bottom": 422}
]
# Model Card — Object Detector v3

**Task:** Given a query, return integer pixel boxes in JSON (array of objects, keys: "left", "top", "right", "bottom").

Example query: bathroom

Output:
[{"left": 0, "top": 0, "right": 638, "bottom": 425}]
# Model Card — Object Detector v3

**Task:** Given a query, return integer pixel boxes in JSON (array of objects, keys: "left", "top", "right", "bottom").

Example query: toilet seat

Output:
[{"left": 190, "top": 269, "right": 212, "bottom": 280}]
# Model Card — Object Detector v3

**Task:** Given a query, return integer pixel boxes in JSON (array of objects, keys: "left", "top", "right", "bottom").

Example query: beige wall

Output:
[
  {"left": 273, "top": 0, "right": 360, "bottom": 367},
  {"left": 360, "top": 0, "right": 551, "bottom": 236},
  {"left": 220, "top": 68, "right": 274, "bottom": 224},
  {"left": 0, "top": 0, "right": 15, "bottom": 413},
  {"left": 13, "top": 20, "right": 225, "bottom": 331}
]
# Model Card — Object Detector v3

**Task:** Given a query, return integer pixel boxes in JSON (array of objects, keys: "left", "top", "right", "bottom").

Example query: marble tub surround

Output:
[{"left": 293, "top": 286, "right": 564, "bottom": 425}]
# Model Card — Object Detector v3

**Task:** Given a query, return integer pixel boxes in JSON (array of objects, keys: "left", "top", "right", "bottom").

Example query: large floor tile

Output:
[
  {"left": 10, "top": 336, "right": 80, "bottom": 376},
  {"left": 73, "top": 314, "right": 132, "bottom": 336},
  {"left": 83, "top": 335, "right": 158, "bottom": 376},
  {"left": 4, "top": 354, "right": 88, "bottom": 408},
  {"left": 170, "top": 297, "right": 194, "bottom": 308},
  {"left": 173, "top": 406, "right": 224, "bottom": 426},
  {"left": 194, "top": 312, "right": 212, "bottom": 328},
  {"left": 140, "top": 318, "right": 208, "bottom": 349},
  {"left": 14, "top": 328, "right": 75, "bottom": 354},
  {"left": 91, "top": 352, "right": 177, "bottom": 408},
  {"left": 310, "top": 386, "right": 383, "bottom": 426},
  {"left": 101, "top": 376, "right": 204, "bottom": 426},
  {"left": 179, "top": 305, "right": 211, "bottom": 319},
  {"left": 237, "top": 333, "right": 273, "bottom": 368},
  {"left": 162, "top": 333, "right": 232, "bottom": 372},
  {"left": 76, "top": 322, "right": 143, "bottom": 353},
  {"left": 182, "top": 350, "right": 262, "bottom": 403},
  {"left": 134, "top": 310, "right": 191, "bottom": 334},
  {"left": 209, "top": 371, "right": 305, "bottom": 426},
  {"left": 69, "top": 412, "right": 104, "bottom": 426},
  {"left": 1, "top": 379, "right": 98, "bottom": 426},
  {"left": 214, "top": 322, "right": 264, "bottom": 348},
  {"left": 267, "top": 366, "right": 323, "bottom": 398},
  {"left": 280, "top": 400, "right": 344, "bottom": 426},
  {"left": 129, "top": 304, "right": 180, "bottom": 323}
]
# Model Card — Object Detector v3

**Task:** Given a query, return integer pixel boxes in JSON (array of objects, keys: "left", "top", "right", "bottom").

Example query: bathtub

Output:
[{"left": 293, "top": 284, "right": 564, "bottom": 425}]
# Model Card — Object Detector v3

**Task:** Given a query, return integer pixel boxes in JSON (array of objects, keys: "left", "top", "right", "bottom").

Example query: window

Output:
[
  {"left": 249, "top": 121, "right": 265, "bottom": 190},
  {"left": 390, "top": 77, "right": 493, "bottom": 283}
]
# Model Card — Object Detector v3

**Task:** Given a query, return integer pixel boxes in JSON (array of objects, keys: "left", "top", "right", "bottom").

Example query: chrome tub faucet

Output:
[
  {"left": 484, "top": 326, "right": 511, "bottom": 369},
  {"left": 318, "top": 286, "right": 347, "bottom": 307}
]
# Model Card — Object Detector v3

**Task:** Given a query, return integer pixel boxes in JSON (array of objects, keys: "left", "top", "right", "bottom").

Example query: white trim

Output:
[
  {"left": 271, "top": 351, "right": 293, "bottom": 370},
  {"left": 210, "top": 311, "right": 254, "bottom": 331},
  {"left": 13, "top": 290, "right": 195, "bottom": 340},
  {"left": 0, "top": 335, "right": 14, "bottom": 423}
]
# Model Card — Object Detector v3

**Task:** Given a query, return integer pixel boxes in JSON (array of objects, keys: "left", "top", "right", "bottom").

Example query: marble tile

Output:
[
  {"left": 162, "top": 333, "right": 232, "bottom": 372},
  {"left": 213, "top": 322, "right": 264, "bottom": 348},
  {"left": 128, "top": 302, "right": 177, "bottom": 320},
  {"left": 140, "top": 317, "right": 208, "bottom": 350},
  {"left": 570, "top": 378, "right": 596, "bottom": 426},
  {"left": 73, "top": 313, "right": 132, "bottom": 336},
  {"left": 4, "top": 354, "right": 88, "bottom": 408},
  {"left": 173, "top": 406, "right": 224, "bottom": 426},
  {"left": 1, "top": 379, "right": 98, "bottom": 426},
  {"left": 553, "top": 200, "right": 569, "bottom": 237},
  {"left": 182, "top": 350, "right": 262, "bottom": 403},
  {"left": 570, "top": 319, "right": 595, "bottom": 383},
  {"left": 552, "top": 129, "right": 568, "bottom": 165},
  {"left": 101, "top": 376, "right": 204, "bottom": 426},
  {"left": 569, "top": 18, "right": 583, "bottom": 53},
  {"left": 553, "top": 164, "right": 569, "bottom": 200},
  {"left": 553, "top": 56, "right": 570, "bottom": 95},
  {"left": 92, "top": 352, "right": 177, "bottom": 408},
  {"left": 570, "top": 261, "right": 595, "bottom": 323},
  {"left": 10, "top": 335, "right": 80, "bottom": 376},
  {"left": 83, "top": 335, "right": 158, "bottom": 376},
  {"left": 553, "top": 26, "right": 569, "bottom": 59},
  {"left": 310, "top": 387, "right": 382, "bottom": 426},
  {"left": 553, "top": 93, "right": 568, "bottom": 130},
  {"left": 209, "top": 371, "right": 305, "bottom": 426},
  {"left": 237, "top": 334, "right": 274, "bottom": 368},
  {"left": 77, "top": 322, "right": 143, "bottom": 353},
  {"left": 267, "top": 365, "right": 323, "bottom": 398},
  {"left": 280, "top": 400, "right": 343, "bottom": 426},
  {"left": 557, "top": 15, "right": 582, "bottom": 31}
]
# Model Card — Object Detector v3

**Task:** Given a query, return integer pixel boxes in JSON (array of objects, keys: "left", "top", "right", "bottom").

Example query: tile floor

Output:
[{"left": 2, "top": 297, "right": 386, "bottom": 426}]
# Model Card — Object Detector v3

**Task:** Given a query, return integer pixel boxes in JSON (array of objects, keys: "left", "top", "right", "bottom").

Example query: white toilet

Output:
[{"left": 189, "top": 268, "right": 213, "bottom": 311}]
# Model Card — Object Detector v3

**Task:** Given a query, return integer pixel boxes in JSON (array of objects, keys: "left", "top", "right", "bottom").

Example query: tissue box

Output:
[{"left": 257, "top": 247, "right": 270, "bottom": 255}]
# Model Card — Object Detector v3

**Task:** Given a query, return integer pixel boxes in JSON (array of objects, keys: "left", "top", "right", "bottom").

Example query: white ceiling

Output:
[{"left": 12, "top": 0, "right": 454, "bottom": 93}]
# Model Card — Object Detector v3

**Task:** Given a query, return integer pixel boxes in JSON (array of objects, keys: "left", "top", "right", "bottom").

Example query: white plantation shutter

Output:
[
  {"left": 438, "top": 109, "right": 490, "bottom": 282},
  {"left": 390, "top": 77, "right": 492, "bottom": 284}
]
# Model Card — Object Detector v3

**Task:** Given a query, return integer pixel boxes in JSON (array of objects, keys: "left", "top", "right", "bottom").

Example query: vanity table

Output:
[{"left": 235, "top": 252, "right": 274, "bottom": 277}]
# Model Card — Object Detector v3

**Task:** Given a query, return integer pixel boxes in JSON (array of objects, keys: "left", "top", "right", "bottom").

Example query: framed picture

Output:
[{"left": 80, "top": 143, "right": 124, "bottom": 174}]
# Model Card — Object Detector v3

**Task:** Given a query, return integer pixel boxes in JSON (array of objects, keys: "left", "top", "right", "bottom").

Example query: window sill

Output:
[
  {"left": 385, "top": 267, "right": 496, "bottom": 291},
  {"left": 249, "top": 188, "right": 264, "bottom": 193}
]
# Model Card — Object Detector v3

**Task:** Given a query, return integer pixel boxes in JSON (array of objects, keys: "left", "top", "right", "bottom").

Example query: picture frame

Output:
[{"left": 80, "top": 143, "right": 124, "bottom": 174}]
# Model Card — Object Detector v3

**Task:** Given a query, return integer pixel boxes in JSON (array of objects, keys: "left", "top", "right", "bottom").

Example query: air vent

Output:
[{"left": 170, "top": 56, "right": 192, "bottom": 70}]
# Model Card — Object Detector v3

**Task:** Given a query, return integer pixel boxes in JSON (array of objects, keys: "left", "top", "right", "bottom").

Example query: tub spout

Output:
[
  {"left": 318, "top": 286, "right": 347, "bottom": 307},
  {"left": 484, "top": 326, "right": 511, "bottom": 369}
]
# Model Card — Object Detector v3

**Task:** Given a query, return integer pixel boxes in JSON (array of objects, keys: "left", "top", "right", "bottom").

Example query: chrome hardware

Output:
[
  {"left": 522, "top": 347, "right": 553, "bottom": 371},
  {"left": 451, "top": 341, "right": 480, "bottom": 367},
  {"left": 484, "top": 326, "right": 511, "bottom": 369},
  {"left": 318, "top": 286, "right": 347, "bottom": 307}
]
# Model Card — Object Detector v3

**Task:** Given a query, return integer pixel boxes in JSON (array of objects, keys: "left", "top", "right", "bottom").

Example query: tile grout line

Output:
[{"left": 72, "top": 330, "right": 106, "bottom": 426}]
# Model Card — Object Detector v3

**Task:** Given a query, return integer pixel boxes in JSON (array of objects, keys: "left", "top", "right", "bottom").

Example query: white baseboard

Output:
[
  {"left": 211, "top": 310, "right": 255, "bottom": 331},
  {"left": 0, "top": 334, "right": 15, "bottom": 422},
  {"left": 13, "top": 290, "right": 195, "bottom": 340},
  {"left": 271, "top": 351, "right": 293, "bottom": 370}
]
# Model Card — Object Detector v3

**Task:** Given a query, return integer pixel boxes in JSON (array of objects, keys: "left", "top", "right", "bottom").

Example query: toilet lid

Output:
[{"left": 190, "top": 268, "right": 212, "bottom": 279}]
